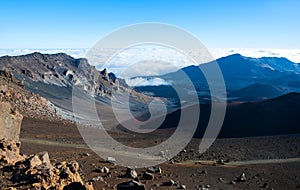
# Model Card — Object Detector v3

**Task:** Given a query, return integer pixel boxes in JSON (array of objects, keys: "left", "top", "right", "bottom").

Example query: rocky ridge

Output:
[{"left": 0, "top": 52, "right": 148, "bottom": 102}]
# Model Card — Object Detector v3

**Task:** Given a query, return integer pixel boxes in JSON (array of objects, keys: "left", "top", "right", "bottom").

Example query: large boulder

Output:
[
  {"left": 0, "top": 102, "right": 24, "bottom": 166},
  {"left": 0, "top": 102, "right": 23, "bottom": 142}
]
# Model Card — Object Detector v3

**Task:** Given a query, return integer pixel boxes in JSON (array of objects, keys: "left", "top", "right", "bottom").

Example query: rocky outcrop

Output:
[
  {"left": 8, "top": 153, "right": 93, "bottom": 190},
  {"left": 0, "top": 102, "right": 93, "bottom": 189},
  {"left": 0, "top": 147, "right": 94, "bottom": 190},
  {"left": 0, "top": 102, "right": 23, "bottom": 142},
  {"left": 0, "top": 102, "right": 25, "bottom": 166}
]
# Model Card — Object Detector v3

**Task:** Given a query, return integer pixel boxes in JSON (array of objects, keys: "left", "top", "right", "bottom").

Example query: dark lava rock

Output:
[
  {"left": 163, "top": 179, "right": 176, "bottom": 186},
  {"left": 146, "top": 166, "right": 162, "bottom": 174},
  {"left": 142, "top": 172, "right": 154, "bottom": 180},
  {"left": 236, "top": 173, "right": 247, "bottom": 182},
  {"left": 117, "top": 180, "right": 145, "bottom": 190},
  {"left": 126, "top": 167, "right": 138, "bottom": 179}
]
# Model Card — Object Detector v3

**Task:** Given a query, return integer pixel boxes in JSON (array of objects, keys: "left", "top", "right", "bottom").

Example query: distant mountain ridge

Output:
[
  {"left": 134, "top": 53, "right": 300, "bottom": 102},
  {"left": 0, "top": 52, "right": 125, "bottom": 96}
]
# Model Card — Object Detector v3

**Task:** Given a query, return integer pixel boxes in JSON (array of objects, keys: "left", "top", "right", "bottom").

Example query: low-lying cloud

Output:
[{"left": 125, "top": 77, "right": 171, "bottom": 87}]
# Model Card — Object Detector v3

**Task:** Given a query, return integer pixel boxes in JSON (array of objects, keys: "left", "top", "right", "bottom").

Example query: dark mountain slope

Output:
[
  {"left": 124, "top": 93, "right": 300, "bottom": 138},
  {"left": 228, "top": 83, "right": 286, "bottom": 101}
]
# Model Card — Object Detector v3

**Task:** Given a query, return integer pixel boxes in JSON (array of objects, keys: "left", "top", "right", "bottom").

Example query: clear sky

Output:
[{"left": 0, "top": 0, "right": 299, "bottom": 49}]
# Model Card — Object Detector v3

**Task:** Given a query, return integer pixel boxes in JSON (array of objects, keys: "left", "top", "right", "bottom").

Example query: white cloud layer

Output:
[
  {"left": 209, "top": 48, "right": 300, "bottom": 63},
  {"left": 1, "top": 47, "right": 300, "bottom": 86},
  {"left": 1, "top": 48, "right": 300, "bottom": 63},
  {"left": 0, "top": 49, "right": 88, "bottom": 58},
  {"left": 125, "top": 77, "right": 170, "bottom": 86}
]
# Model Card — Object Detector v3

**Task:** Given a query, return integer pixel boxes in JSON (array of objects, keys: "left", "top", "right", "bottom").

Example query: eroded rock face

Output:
[{"left": 0, "top": 102, "right": 23, "bottom": 142}]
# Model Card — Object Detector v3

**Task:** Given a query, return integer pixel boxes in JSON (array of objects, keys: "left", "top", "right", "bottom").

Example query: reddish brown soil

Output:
[{"left": 17, "top": 117, "right": 300, "bottom": 190}]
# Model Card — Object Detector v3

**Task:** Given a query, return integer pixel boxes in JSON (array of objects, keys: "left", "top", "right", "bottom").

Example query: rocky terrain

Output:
[
  {"left": 1, "top": 52, "right": 300, "bottom": 189},
  {"left": 17, "top": 117, "right": 300, "bottom": 190},
  {"left": 0, "top": 101, "right": 93, "bottom": 190},
  {"left": 0, "top": 70, "right": 62, "bottom": 121}
]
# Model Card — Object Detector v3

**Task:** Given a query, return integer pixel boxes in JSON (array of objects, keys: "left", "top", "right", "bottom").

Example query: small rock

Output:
[
  {"left": 117, "top": 180, "right": 145, "bottom": 190},
  {"left": 262, "top": 183, "right": 269, "bottom": 188},
  {"left": 92, "top": 176, "right": 104, "bottom": 182},
  {"left": 236, "top": 173, "right": 247, "bottom": 182},
  {"left": 107, "top": 157, "right": 116, "bottom": 163},
  {"left": 201, "top": 170, "right": 208, "bottom": 174},
  {"left": 101, "top": 166, "right": 110, "bottom": 173},
  {"left": 83, "top": 152, "right": 90, "bottom": 156},
  {"left": 180, "top": 184, "right": 187, "bottom": 189},
  {"left": 218, "top": 177, "right": 226, "bottom": 183},
  {"left": 146, "top": 166, "right": 162, "bottom": 174},
  {"left": 198, "top": 185, "right": 210, "bottom": 190},
  {"left": 229, "top": 181, "right": 236, "bottom": 185},
  {"left": 163, "top": 179, "right": 175, "bottom": 186},
  {"left": 142, "top": 172, "right": 154, "bottom": 180},
  {"left": 217, "top": 159, "right": 225, "bottom": 164},
  {"left": 126, "top": 167, "right": 138, "bottom": 179}
]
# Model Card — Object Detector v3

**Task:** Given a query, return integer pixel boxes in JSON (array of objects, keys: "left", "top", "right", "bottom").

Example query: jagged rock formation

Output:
[
  {"left": 4, "top": 152, "right": 94, "bottom": 190},
  {"left": 0, "top": 143, "right": 94, "bottom": 190},
  {"left": 0, "top": 70, "right": 61, "bottom": 121},
  {"left": 0, "top": 102, "right": 93, "bottom": 189},
  {"left": 0, "top": 52, "right": 141, "bottom": 100}
]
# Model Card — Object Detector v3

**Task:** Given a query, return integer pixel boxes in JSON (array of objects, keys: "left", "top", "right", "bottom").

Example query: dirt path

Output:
[
  {"left": 20, "top": 137, "right": 89, "bottom": 149},
  {"left": 20, "top": 137, "right": 300, "bottom": 166},
  {"left": 20, "top": 138, "right": 162, "bottom": 162}
]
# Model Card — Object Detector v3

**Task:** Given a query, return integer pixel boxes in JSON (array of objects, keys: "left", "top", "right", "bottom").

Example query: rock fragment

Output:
[
  {"left": 142, "top": 172, "right": 154, "bottom": 180},
  {"left": 236, "top": 173, "right": 247, "bottom": 182},
  {"left": 146, "top": 166, "right": 162, "bottom": 174},
  {"left": 126, "top": 167, "right": 138, "bottom": 179},
  {"left": 117, "top": 180, "right": 145, "bottom": 190}
]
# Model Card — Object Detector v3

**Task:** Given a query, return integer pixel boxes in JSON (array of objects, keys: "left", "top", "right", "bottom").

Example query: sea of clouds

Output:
[{"left": 1, "top": 48, "right": 300, "bottom": 86}]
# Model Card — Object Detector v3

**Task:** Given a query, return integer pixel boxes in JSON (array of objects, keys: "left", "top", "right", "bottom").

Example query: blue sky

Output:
[{"left": 0, "top": 0, "right": 299, "bottom": 49}]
